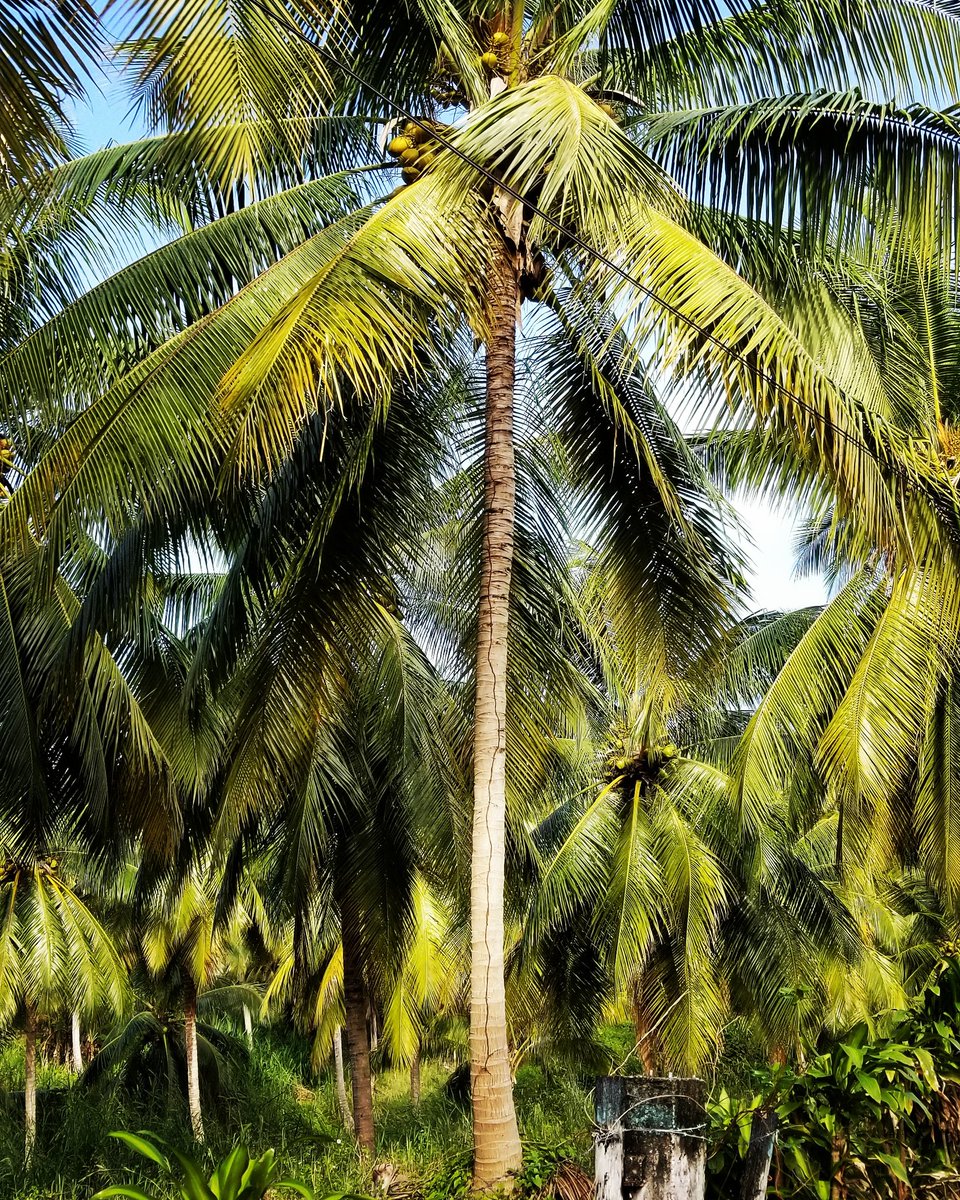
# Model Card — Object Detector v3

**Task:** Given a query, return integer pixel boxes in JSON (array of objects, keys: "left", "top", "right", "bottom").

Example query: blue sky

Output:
[{"left": 68, "top": 80, "right": 826, "bottom": 617}]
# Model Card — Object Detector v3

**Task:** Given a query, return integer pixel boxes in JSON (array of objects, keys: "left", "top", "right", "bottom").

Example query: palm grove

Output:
[{"left": 4, "top": 0, "right": 960, "bottom": 1193}]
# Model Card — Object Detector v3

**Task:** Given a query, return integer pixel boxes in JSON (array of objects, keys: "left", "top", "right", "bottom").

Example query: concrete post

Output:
[
  {"left": 595, "top": 1077, "right": 707, "bottom": 1200},
  {"left": 595, "top": 1077, "right": 626, "bottom": 1200}
]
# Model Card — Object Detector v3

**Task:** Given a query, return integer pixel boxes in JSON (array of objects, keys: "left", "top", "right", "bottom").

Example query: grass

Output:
[{"left": 0, "top": 1025, "right": 594, "bottom": 1199}]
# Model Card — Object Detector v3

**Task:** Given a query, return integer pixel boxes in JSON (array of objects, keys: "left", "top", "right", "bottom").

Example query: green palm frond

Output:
[
  {"left": 382, "top": 876, "right": 460, "bottom": 1065},
  {"left": 715, "top": 607, "right": 823, "bottom": 709},
  {"left": 339, "top": 0, "right": 484, "bottom": 112},
  {"left": 438, "top": 74, "right": 679, "bottom": 230},
  {"left": 917, "top": 680, "right": 960, "bottom": 914},
  {"left": 0, "top": 172, "right": 364, "bottom": 433},
  {"left": 817, "top": 564, "right": 959, "bottom": 860},
  {"left": 539, "top": 288, "right": 744, "bottom": 694},
  {"left": 645, "top": 91, "right": 960, "bottom": 253},
  {"left": 602, "top": 0, "right": 960, "bottom": 107},
  {"left": 736, "top": 571, "right": 888, "bottom": 827},
  {"left": 118, "top": 0, "right": 335, "bottom": 190},
  {"left": 0, "top": 863, "right": 128, "bottom": 1023},
  {"left": 0, "top": 1, "right": 99, "bottom": 181}
]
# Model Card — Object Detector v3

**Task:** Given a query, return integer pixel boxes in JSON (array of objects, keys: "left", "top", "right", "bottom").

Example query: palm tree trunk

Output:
[
  {"left": 71, "top": 1010, "right": 83, "bottom": 1074},
  {"left": 410, "top": 1048, "right": 421, "bottom": 1109},
  {"left": 183, "top": 979, "right": 204, "bottom": 1143},
  {"left": 470, "top": 229, "right": 523, "bottom": 1186},
  {"left": 332, "top": 1025, "right": 353, "bottom": 1132},
  {"left": 242, "top": 1003, "right": 253, "bottom": 1048},
  {"left": 632, "top": 986, "right": 660, "bottom": 1077},
  {"left": 24, "top": 1002, "right": 37, "bottom": 1165},
  {"left": 342, "top": 910, "right": 375, "bottom": 1153},
  {"left": 830, "top": 1132, "right": 845, "bottom": 1200},
  {"left": 740, "top": 1109, "right": 778, "bottom": 1200}
]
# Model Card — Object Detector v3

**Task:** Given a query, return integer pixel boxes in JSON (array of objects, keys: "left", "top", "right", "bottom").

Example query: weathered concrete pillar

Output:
[
  {"left": 595, "top": 1077, "right": 706, "bottom": 1200},
  {"left": 595, "top": 1077, "right": 626, "bottom": 1200}
]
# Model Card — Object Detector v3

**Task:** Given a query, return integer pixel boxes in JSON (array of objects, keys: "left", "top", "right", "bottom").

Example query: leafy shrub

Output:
[
  {"left": 424, "top": 1151, "right": 472, "bottom": 1200},
  {"left": 91, "top": 1130, "right": 360, "bottom": 1200},
  {"left": 708, "top": 960, "right": 960, "bottom": 1198}
]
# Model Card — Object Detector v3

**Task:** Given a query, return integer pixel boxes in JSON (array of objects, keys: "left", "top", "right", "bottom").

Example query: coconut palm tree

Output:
[
  {"left": 0, "top": 481, "right": 197, "bottom": 1164},
  {"left": 722, "top": 247, "right": 960, "bottom": 913},
  {"left": 134, "top": 849, "right": 267, "bottom": 1143},
  {"left": 0, "top": 853, "right": 128, "bottom": 1163},
  {"left": 4, "top": 1, "right": 960, "bottom": 1180},
  {"left": 80, "top": 986, "right": 255, "bottom": 1123},
  {"left": 518, "top": 576, "right": 866, "bottom": 1070}
]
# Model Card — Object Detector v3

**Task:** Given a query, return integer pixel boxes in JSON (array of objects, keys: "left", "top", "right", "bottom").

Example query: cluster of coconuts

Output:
[
  {"left": 480, "top": 29, "right": 511, "bottom": 74},
  {"left": 604, "top": 741, "right": 678, "bottom": 785},
  {"left": 0, "top": 858, "right": 55, "bottom": 881},
  {"left": 431, "top": 80, "right": 465, "bottom": 106},
  {"left": 387, "top": 121, "right": 440, "bottom": 185},
  {"left": 430, "top": 73, "right": 466, "bottom": 107},
  {"left": 938, "top": 420, "right": 960, "bottom": 478},
  {"left": 0, "top": 438, "right": 13, "bottom": 498}
]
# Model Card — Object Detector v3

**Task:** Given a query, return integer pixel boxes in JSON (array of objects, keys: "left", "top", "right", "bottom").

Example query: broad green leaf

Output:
[{"left": 856, "top": 1070, "right": 882, "bottom": 1103}]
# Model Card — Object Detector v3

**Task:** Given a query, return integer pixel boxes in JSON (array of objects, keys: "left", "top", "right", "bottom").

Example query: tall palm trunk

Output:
[
  {"left": 70, "top": 1009, "right": 83, "bottom": 1073},
  {"left": 183, "top": 979, "right": 204, "bottom": 1143},
  {"left": 410, "top": 1048, "right": 421, "bottom": 1109},
  {"left": 342, "top": 908, "right": 375, "bottom": 1153},
  {"left": 332, "top": 1025, "right": 353, "bottom": 1132},
  {"left": 24, "top": 1002, "right": 37, "bottom": 1165},
  {"left": 470, "top": 230, "right": 523, "bottom": 1185}
]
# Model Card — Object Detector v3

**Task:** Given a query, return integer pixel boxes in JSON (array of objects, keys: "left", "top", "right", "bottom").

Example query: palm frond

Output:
[{"left": 0, "top": 1, "right": 99, "bottom": 181}]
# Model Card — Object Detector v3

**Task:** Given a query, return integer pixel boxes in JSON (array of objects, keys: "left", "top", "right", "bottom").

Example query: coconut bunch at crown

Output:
[{"left": 386, "top": 120, "right": 441, "bottom": 184}]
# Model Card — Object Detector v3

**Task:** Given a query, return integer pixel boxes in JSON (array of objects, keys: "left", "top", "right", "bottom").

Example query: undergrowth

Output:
[{"left": 0, "top": 1024, "right": 593, "bottom": 1199}]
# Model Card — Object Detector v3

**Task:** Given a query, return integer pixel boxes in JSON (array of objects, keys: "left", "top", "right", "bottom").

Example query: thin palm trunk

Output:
[
  {"left": 242, "top": 1003, "right": 253, "bottom": 1047},
  {"left": 342, "top": 910, "right": 375, "bottom": 1153},
  {"left": 470, "top": 229, "right": 523, "bottom": 1185},
  {"left": 632, "top": 986, "right": 660, "bottom": 1077},
  {"left": 740, "top": 1109, "right": 778, "bottom": 1200},
  {"left": 410, "top": 1048, "right": 421, "bottom": 1109},
  {"left": 830, "top": 1132, "right": 846, "bottom": 1200},
  {"left": 70, "top": 1009, "right": 83, "bottom": 1073},
  {"left": 332, "top": 1025, "right": 353, "bottom": 1132},
  {"left": 183, "top": 979, "right": 204, "bottom": 1143},
  {"left": 24, "top": 1002, "right": 37, "bottom": 1165}
]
